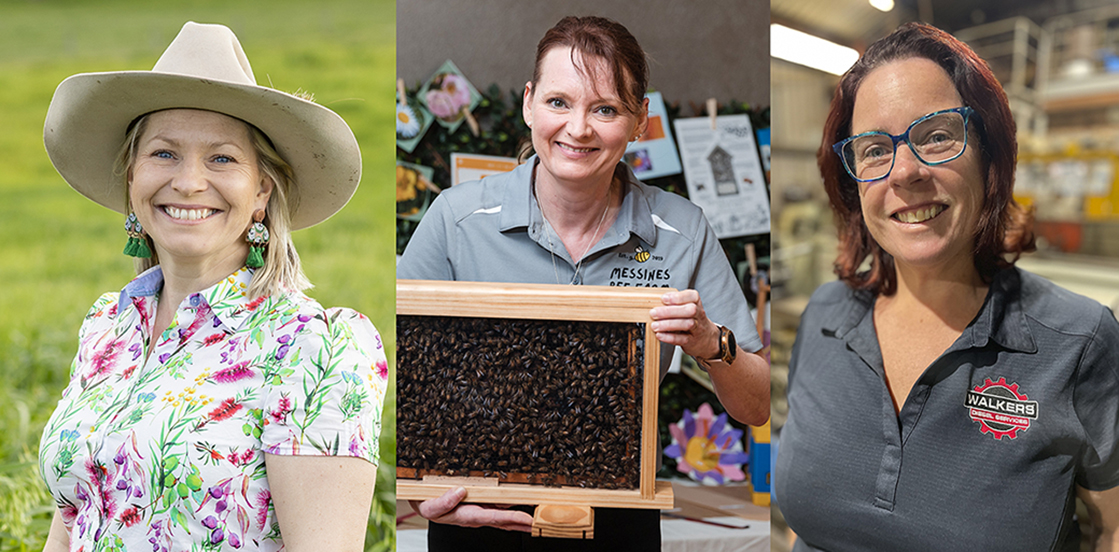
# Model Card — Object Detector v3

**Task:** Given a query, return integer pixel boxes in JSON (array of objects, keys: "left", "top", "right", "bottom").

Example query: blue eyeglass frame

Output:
[{"left": 832, "top": 106, "right": 976, "bottom": 183}]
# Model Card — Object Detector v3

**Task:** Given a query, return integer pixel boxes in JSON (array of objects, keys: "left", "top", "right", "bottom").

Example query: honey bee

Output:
[{"left": 634, "top": 246, "right": 650, "bottom": 263}]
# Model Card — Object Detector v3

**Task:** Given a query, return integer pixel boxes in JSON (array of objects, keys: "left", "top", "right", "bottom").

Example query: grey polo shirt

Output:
[
  {"left": 775, "top": 268, "right": 1119, "bottom": 552},
  {"left": 397, "top": 156, "right": 763, "bottom": 378}
]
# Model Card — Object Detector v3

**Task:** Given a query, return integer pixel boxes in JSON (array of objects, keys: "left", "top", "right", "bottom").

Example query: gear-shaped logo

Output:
[{"left": 964, "top": 377, "right": 1039, "bottom": 440}]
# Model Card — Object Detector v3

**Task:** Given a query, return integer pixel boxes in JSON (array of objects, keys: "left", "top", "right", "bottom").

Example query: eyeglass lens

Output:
[{"left": 842, "top": 111, "right": 967, "bottom": 181}]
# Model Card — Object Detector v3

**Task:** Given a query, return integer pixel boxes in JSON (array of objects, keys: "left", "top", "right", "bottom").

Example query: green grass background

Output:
[{"left": 0, "top": 0, "right": 397, "bottom": 549}]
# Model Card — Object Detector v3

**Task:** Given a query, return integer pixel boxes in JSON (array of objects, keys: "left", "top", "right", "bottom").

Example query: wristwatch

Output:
[{"left": 697, "top": 325, "right": 736, "bottom": 370}]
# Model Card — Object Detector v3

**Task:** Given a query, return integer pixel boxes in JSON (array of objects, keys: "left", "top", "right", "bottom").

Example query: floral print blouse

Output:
[{"left": 39, "top": 267, "right": 388, "bottom": 551}]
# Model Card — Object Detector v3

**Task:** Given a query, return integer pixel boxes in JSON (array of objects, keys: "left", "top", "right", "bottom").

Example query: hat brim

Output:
[{"left": 44, "top": 71, "right": 361, "bottom": 230}]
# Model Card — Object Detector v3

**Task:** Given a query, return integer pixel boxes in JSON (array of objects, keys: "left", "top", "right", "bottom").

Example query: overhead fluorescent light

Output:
[
  {"left": 771, "top": 24, "right": 860, "bottom": 76},
  {"left": 870, "top": 0, "right": 894, "bottom": 12}
]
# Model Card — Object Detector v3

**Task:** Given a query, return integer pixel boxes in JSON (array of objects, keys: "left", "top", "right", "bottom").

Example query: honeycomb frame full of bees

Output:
[{"left": 396, "top": 279, "right": 674, "bottom": 509}]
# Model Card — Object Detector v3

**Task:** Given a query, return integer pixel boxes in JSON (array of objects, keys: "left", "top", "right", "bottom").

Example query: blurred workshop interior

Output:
[{"left": 771, "top": 0, "right": 1119, "bottom": 549}]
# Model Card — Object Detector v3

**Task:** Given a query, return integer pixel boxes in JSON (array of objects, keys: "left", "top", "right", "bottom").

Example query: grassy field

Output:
[{"left": 0, "top": 0, "right": 397, "bottom": 549}]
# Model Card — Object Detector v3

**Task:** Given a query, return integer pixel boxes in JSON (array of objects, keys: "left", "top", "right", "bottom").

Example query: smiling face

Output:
[
  {"left": 523, "top": 46, "right": 647, "bottom": 191},
  {"left": 129, "top": 109, "right": 273, "bottom": 270},
  {"left": 850, "top": 57, "right": 986, "bottom": 276}
]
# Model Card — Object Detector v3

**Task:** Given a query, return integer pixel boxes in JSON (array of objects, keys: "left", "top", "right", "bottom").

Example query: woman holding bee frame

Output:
[{"left": 398, "top": 14, "right": 770, "bottom": 551}]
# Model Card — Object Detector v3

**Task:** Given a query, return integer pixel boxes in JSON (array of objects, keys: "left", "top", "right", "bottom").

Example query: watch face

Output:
[{"left": 723, "top": 327, "right": 737, "bottom": 363}]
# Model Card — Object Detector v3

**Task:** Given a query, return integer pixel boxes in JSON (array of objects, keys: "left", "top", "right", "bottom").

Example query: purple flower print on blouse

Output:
[
  {"left": 39, "top": 269, "right": 387, "bottom": 550},
  {"left": 349, "top": 435, "right": 364, "bottom": 457}
]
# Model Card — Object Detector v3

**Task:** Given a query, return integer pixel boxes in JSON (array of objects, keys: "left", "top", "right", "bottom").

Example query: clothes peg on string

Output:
[
  {"left": 746, "top": 243, "right": 770, "bottom": 360},
  {"left": 462, "top": 106, "right": 480, "bottom": 137}
]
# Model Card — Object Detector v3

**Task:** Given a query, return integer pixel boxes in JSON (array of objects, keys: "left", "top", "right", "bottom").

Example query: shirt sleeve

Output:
[
  {"left": 260, "top": 307, "right": 388, "bottom": 466},
  {"left": 1074, "top": 307, "right": 1119, "bottom": 491},
  {"left": 398, "top": 192, "right": 455, "bottom": 281},
  {"left": 690, "top": 218, "right": 764, "bottom": 355}
]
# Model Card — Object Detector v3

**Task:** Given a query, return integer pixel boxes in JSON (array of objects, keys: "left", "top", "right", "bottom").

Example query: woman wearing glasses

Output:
[{"left": 775, "top": 23, "right": 1119, "bottom": 551}]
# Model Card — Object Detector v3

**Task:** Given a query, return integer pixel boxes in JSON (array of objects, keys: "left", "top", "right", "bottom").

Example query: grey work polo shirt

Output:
[
  {"left": 775, "top": 268, "right": 1119, "bottom": 552},
  {"left": 397, "top": 156, "right": 763, "bottom": 378}
]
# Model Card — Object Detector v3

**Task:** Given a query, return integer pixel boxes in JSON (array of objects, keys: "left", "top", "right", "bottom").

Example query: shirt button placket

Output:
[{"left": 873, "top": 383, "right": 903, "bottom": 511}]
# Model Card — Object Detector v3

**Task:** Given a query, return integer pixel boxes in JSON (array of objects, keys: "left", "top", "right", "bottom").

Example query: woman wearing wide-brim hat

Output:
[{"left": 38, "top": 22, "right": 387, "bottom": 551}]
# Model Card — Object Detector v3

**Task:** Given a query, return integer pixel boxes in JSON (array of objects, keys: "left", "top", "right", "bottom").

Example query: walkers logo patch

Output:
[{"left": 964, "top": 377, "right": 1038, "bottom": 440}]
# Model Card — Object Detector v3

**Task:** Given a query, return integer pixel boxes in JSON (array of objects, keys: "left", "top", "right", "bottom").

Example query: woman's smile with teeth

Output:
[
  {"left": 557, "top": 142, "right": 596, "bottom": 153},
  {"left": 893, "top": 204, "right": 946, "bottom": 223},
  {"left": 163, "top": 206, "right": 216, "bottom": 221}
]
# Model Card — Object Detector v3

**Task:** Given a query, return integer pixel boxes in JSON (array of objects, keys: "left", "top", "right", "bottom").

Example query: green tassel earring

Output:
[
  {"left": 123, "top": 213, "right": 152, "bottom": 258},
  {"left": 245, "top": 209, "right": 269, "bottom": 269}
]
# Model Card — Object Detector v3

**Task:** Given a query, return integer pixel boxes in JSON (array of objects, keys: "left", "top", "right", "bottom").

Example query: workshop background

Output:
[{"left": 770, "top": 1, "right": 1119, "bottom": 550}]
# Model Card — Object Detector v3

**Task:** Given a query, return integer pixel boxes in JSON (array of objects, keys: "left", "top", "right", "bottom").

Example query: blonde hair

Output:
[{"left": 114, "top": 111, "right": 312, "bottom": 299}]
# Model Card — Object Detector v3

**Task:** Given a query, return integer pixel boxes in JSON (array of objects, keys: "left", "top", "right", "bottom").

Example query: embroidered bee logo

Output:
[{"left": 634, "top": 246, "right": 650, "bottom": 263}]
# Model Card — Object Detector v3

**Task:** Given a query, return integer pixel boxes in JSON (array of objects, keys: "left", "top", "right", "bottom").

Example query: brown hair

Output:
[
  {"left": 519, "top": 16, "right": 649, "bottom": 162},
  {"left": 819, "top": 22, "right": 1035, "bottom": 295},
  {"left": 530, "top": 16, "right": 648, "bottom": 114}
]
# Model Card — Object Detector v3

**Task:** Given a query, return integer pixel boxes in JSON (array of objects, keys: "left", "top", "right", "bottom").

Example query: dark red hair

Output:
[
  {"left": 819, "top": 22, "right": 1035, "bottom": 295},
  {"left": 530, "top": 16, "right": 648, "bottom": 115}
]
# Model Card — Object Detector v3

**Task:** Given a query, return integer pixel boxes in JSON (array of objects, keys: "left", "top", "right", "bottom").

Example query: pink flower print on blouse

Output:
[
  {"left": 269, "top": 394, "right": 293, "bottom": 424},
  {"left": 118, "top": 506, "right": 141, "bottom": 528},
  {"left": 207, "top": 398, "right": 242, "bottom": 423},
  {"left": 177, "top": 303, "right": 212, "bottom": 345},
  {"left": 194, "top": 398, "right": 243, "bottom": 432},
  {"left": 228, "top": 448, "right": 255, "bottom": 467},
  {"left": 84, "top": 459, "right": 117, "bottom": 541},
  {"left": 212, "top": 362, "right": 254, "bottom": 384},
  {"left": 39, "top": 268, "right": 386, "bottom": 551},
  {"left": 254, "top": 489, "right": 271, "bottom": 530},
  {"left": 82, "top": 338, "right": 125, "bottom": 388}
]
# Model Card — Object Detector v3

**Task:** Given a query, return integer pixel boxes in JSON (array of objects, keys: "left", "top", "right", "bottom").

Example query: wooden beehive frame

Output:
[{"left": 396, "top": 279, "right": 674, "bottom": 509}]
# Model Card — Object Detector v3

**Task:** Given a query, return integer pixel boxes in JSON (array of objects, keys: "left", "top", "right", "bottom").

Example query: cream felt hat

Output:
[{"left": 43, "top": 21, "right": 361, "bottom": 230}]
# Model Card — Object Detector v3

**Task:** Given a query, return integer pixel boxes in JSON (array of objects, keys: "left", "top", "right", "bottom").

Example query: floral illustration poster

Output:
[
  {"left": 397, "top": 161, "right": 437, "bottom": 221},
  {"left": 396, "top": 90, "right": 434, "bottom": 154},
  {"left": 419, "top": 59, "right": 482, "bottom": 134}
]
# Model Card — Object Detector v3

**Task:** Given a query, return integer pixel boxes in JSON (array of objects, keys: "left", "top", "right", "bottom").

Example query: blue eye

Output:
[
  {"left": 213, "top": 155, "right": 234, "bottom": 164},
  {"left": 154, "top": 150, "right": 173, "bottom": 159}
]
